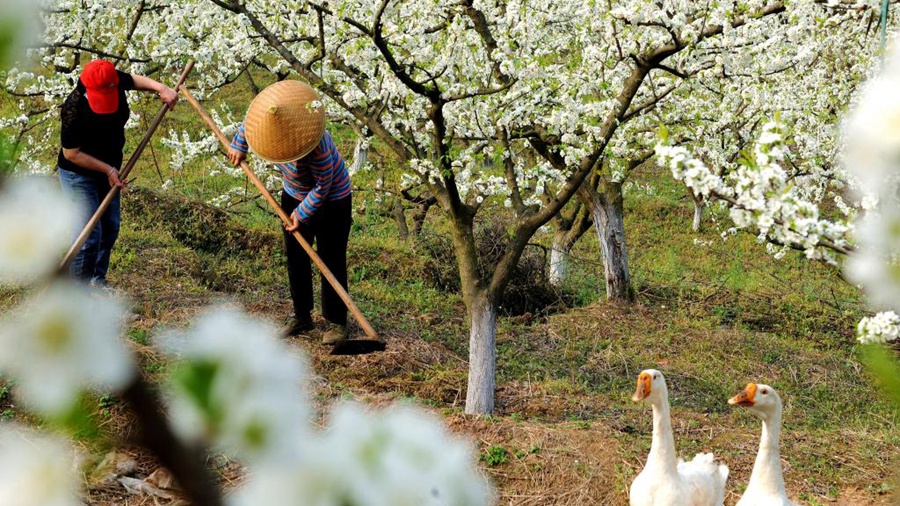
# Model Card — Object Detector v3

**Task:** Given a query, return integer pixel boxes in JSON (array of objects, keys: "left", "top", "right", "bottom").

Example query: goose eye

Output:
[
  {"left": 761, "top": 389, "right": 768, "bottom": 395},
  {"left": 653, "top": 374, "right": 658, "bottom": 380}
]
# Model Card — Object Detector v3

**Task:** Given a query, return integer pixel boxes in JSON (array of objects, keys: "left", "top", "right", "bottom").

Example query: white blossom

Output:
[
  {"left": 843, "top": 38, "right": 900, "bottom": 343},
  {"left": 230, "top": 403, "right": 493, "bottom": 506},
  {"left": 857, "top": 311, "right": 900, "bottom": 345},
  {"left": 0, "top": 425, "right": 80, "bottom": 506},
  {"left": 160, "top": 307, "right": 312, "bottom": 464},
  {"left": 0, "top": 177, "right": 80, "bottom": 284},
  {"left": 0, "top": 282, "right": 135, "bottom": 415},
  {"left": 658, "top": 123, "right": 852, "bottom": 265}
]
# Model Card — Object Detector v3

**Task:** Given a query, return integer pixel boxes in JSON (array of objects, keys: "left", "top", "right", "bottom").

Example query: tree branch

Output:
[{"left": 37, "top": 42, "right": 150, "bottom": 63}]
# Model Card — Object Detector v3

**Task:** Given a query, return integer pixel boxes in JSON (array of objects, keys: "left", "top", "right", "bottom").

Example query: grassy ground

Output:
[
  {"left": 1, "top": 175, "right": 894, "bottom": 505},
  {"left": 0, "top": 76, "right": 897, "bottom": 505}
]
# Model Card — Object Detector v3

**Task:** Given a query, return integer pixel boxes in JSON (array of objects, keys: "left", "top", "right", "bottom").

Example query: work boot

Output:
[
  {"left": 322, "top": 323, "right": 347, "bottom": 345},
  {"left": 283, "top": 313, "right": 314, "bottom": 337}
]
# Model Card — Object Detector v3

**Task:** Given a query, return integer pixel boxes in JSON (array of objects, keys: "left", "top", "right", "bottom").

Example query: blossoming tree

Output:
[
  {"left": 6, "top": 0, "right": 889, "bottom": 414},
  {"left": 542, "top": 0, "right": 892, "bottom": 293},
  {"left": 657, "top": 33, "right": 900, "bottom": 346}
]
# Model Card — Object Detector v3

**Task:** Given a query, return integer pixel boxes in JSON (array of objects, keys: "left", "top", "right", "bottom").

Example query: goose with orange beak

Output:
[
  {"left": 728, "top": 383, "right": 798, "bottom": 506},
  {"left": 629, "top": 369, "right": 728, "bottom": 506}
]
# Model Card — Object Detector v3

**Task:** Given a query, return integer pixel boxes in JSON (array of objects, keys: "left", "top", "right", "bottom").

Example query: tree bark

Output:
[
  {"left": 464, "top": 293, "right": 497, "bottom": 414},
  {"left": 410, "top": 199, "right": 434, "bottom": 237},
  {"left": 244, "top": 67, "right": 260, "bottom": 96},
  {"left": 589, "top": 181, "right": 635, "bottom": 302},
  {"left": 349, "top": 138, "right": 367, "bottom": 174},
  {"left": 692, "top": 202, "right": 704, "bottom": 233},
  {"left": 688, "top": 187, "right": 704, "bottom": 233},
  {"left": 549, "top": 233, "right": 569, "bottom": 287},
  {"left": 391, "top": 198, "right": 409, "bottom": 241},
  {"left": 445, "top": 208, "right": 498, "bottom": 415},
  {"left": 547, "top": 199, "right": 592, "bottom": 287}
]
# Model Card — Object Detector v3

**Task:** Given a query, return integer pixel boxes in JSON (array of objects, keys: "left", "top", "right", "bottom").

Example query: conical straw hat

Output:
[{"left": 244, "top": 80, "right": 326, "bottom": 163}]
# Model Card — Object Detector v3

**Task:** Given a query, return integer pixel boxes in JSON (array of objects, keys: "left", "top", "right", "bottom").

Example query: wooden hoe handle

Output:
[{"left": 179, "top": 86, "right": 380, "bottom": 342}]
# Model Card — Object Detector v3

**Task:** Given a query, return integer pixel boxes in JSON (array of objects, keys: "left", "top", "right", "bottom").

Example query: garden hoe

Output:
[{"left": 179, "top": 86, "right": 385, "bottom": 356}]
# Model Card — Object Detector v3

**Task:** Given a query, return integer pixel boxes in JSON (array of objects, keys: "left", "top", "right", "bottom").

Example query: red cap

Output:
[{"left": 80, "top": 60, "right": 119, "bottom": 114}]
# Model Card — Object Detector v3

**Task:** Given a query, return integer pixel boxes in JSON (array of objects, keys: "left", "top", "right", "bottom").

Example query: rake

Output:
[{"left": 179, "top": 86, "right": 385, "bottom": 356}]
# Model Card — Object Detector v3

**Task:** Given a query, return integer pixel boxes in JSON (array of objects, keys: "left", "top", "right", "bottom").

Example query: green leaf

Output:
[
  {"left": 0, "top": 20, "right": 16, "bottom": 69},
  {"left": 172, "top": 360, "right": 221, "bottom": 422},
  {"left": 657, "top": 125, "right": 670, "bottom": 143},
  {"left": 861, "top": 345, "right": 900, "bottom": 410},
  {"left": 50, "top": 395, "right": 101, "bottom": 441}
]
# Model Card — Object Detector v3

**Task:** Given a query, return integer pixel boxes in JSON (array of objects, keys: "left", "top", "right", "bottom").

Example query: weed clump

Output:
[
  {"left": 124, "top": 187, "right": 279, "bottom": 256},
  {"left": 416, "top": 218, "right": 572, "bottom": 317}
]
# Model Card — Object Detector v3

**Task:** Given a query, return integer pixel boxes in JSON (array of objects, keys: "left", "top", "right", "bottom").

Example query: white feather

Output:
[
  {"left": 629, "top": 370, "right": 728, "bottom": 506},
  {"left": 733, "top": 384, "right": 798, "bottom": 506}
]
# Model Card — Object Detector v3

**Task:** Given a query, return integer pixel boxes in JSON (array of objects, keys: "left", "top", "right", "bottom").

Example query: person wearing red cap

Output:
[{"left": 57, "top": 59, "right": 177, "bottom": 286}]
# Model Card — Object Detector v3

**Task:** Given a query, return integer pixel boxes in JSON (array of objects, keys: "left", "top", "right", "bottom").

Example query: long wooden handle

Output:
[
  {"left": 179, "top": 86, "right": 380, "bottom": 341},
  {"left": 58, "top": 61, "right": 195, "bottom": 274}
]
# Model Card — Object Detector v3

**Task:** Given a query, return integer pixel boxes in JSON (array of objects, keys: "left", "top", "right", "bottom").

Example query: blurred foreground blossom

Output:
[
  {"left": 0, "top": 177, "right": 80, "bottom": 284},
  {"left": 0, "top": 0, "right": 41, "bottom": 67},
  {"left": 0, "top": 424, "right": 80, "bottom": 506},
  {"left": 161, "top": 307, "right": 312, "bottom": 463},
  {"left": 0, "top": 282, "right": 134, "bottom": 415},
  {"left": 844, "top": 39, "right": 900, "bottom": 342},
  {"left": 230, "top": 403, "right": 493, "bottom": 506},
  {"left": 843, "top": 46, "right": 900, "bottom": 191}
]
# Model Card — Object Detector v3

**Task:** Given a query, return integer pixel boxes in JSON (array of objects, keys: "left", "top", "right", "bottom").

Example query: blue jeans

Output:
[{"left": 58, "top": 168, "right": 120, "bottom": 285}]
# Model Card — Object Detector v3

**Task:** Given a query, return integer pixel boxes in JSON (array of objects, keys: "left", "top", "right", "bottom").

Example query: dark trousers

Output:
[
  {"left": 281, "top": 191, "right": 352, "bottom": 326},
  {"left": 58, "top": 168, "right": 120, "bottom": 285}
]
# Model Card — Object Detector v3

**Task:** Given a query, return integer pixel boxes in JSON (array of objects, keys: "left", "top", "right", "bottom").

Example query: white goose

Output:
[
  {"left": 728, "top": 383, "right": 798, "bottom": 506},
  {"left": 630, "top": 369, "right": 729, "bottom": 506}
]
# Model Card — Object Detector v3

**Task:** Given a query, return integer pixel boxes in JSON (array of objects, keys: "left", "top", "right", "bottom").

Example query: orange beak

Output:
[
  {"left": 728, "top": 383, "right": 757, "bottom": 407},
  {"left": 632, "top": 372, "right": 652, "bottom": 402}
]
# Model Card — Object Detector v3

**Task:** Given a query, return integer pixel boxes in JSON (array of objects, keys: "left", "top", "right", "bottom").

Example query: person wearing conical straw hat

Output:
[{"left": 227, "top": 80, "right": 352, "bottom": 345}]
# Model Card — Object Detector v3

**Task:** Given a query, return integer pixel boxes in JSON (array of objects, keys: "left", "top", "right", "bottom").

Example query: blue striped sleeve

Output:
[
  {"left": 292, "top": 136, "right": 335, "bottom": 223},
  {"left": 230, "top": 122, "right": 249, "bottom": 153}
]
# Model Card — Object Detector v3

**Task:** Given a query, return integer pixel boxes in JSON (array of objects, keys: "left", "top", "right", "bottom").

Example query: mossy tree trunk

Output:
[
  {"left": 587, "top": 181, "right": 635, "bottom": 302},
  {"left": 548, "top": 199, "right": 592, "bottom": 287}
]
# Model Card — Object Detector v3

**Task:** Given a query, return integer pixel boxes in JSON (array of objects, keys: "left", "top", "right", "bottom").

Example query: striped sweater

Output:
[{"left": 231, "top": 123, "right": 352, "bottom": 223}]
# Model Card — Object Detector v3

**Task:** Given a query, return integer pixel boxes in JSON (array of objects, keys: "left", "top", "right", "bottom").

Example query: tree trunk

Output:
[
  {"left": 547, "top": 199, "right": 592, "bottom": 287},
  {"left": 464, "top": 293, "right": 497, "bottom": 414},
  {"left": 688, "top": 187, "right": 704, "bottom": 233},
  {"left": 349, "top": 138, "right": 368, "bottom": 174},
  {"left": 244, "top": 68, "right": 260, "bottom": 96},
  {"left": 692, "top": 202, "right": 703, "bottom": 233},
  {"left": 391, "top": 198, "right": 409, "bottom": 241},
  {"left": 549, "top": 231, "right": 569, "bottom": 287},
  {"left": 590, "top": 181, "right": 635, "bottom": 302},
  {"left": 410, "top": 199, "right": 435, "bottom": 237},
  {"left": 447, "top": 209, "right": 498, "bottom": 415}
]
